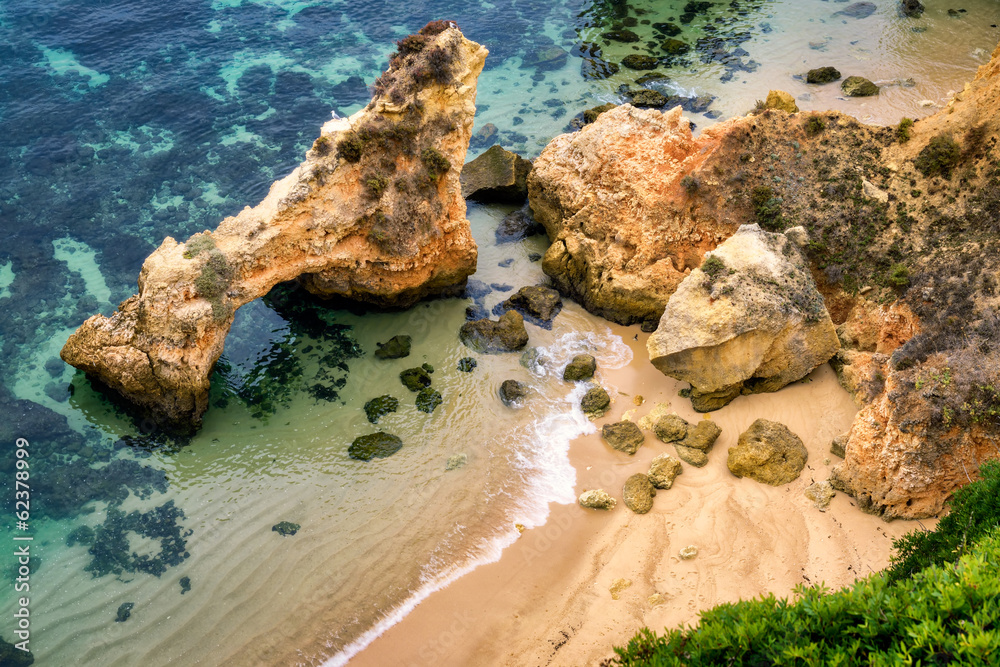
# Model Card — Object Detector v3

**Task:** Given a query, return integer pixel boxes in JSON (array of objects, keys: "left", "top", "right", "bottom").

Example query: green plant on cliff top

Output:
[
  {"left": 897, "top": 117, "right": 915, "bottom": 143},
  {"left": 750, "top": 185, "right": 784, "bottom": 231},
  {"left": 194, "top": 250, "right": 233, "bottom": 321},
  {"left": 183, "top": 234, "right": 216, "bottom": 260},
  {"left": 700, "top": 254, "right": 726, "bottom": 280},
  {"left": 915, "top": 133, "right": 961, "bottom": 178},
  {"left": 888, "top": 262, "right": 910, "bottom": 287},
  {"left": 805, "top": 115, "right": 826, "bottom": 136}
]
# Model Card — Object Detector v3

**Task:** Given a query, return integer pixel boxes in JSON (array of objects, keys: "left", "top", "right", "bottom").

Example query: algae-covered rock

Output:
[
  {"left": 374, "top": 335, "right": 411, "bottom": 360},
  {"left": 764, "top": 90, "right": 798, "bottom": 113},
  {"left": 399, "top": 367, "right": 432, "bottom": 392},
  {"left": 271, "top": 521, "right": 300, "bottom": 536},
  {"left": 623, "top": 473, "right": 656, "bottom": 514},
  {"left": 583, "top": 103, "right": 617, "bottom": 124},
  {"left": 415, "top": 387, "right": 442, "bottom": 414},
  {"left": 66, "top": 525, "right": 96, "bottom": 547},
  {"left": 806, "top": 66, "right": 841, "bottom": 84},
  {"left": 602, "top": 421, "right": 645, "bottom": 455},
  {"left": 653, "top": 413, "right": 689, "bottom": 443},
  {"left": 648, "top": 225, "right": 839, "bottom": 412},
  {"left": 460, "top": 145, "right": 533, "bottom": 203},
  {"left": 579, "top": 489, "right": 617, "bottom": 510},
  {"left": 581, "top": 386, "right": 611, "bottom": 417},
  {"left": 457, "top": 357, "right": 477, "bottom": 372},
  {"left": 675, "top": 445, "right": 708, "bottom": 467},
  {"left": 728, "top": 419, "right": 808, "bottom": 485},
  {"left": 349, "top": 433, "right": 403, "bottom": 461},
  {"left": 901, "top": 0, "right": 924, "bottom": 18},
  {"left": 446, "top": 453, "right": 468, "bottom": 470},
  {"left": 805, "top": 480, "right": 836, "bottom": 510},
  {"left": 499, "top": 379, "right": 529, "bottom": 406},
  {"left": 364, "top": 395, "right": 399, "bottom": 423},
  {"left": 833, "top": 1, "right": 877, "bottom": 18},
  {"left": 622, "top": 54, "right": 659, "bottom": 71},
  {"left": 681, "top": 419, "right": 722, "bottom": 451},
  {"left": 630, "top": 89, "right": 668, "bottom": 108},
  {"left": 661, "top": 39, "right": 690, "bottom": 55},
  {"left": 497, "top": 286, "right": 563, "bottom": 324},
  {"left": 648, "top": 453, "right": 683, "bottom": 489},
  {"left": 180, "top": 576, "right": 191, "bottom": 594},
  {"left": 116, "top": 602, "right": 134, "bottom": 623},
  {"left": 0, "top": 637, "right": 34, "bottom": 666},
  {"left": 459, "top": 311, "right": 529, "bottom": 353},
  {"left": 842, "top": 76, "right": 879, "bottom": 97},
  {"left": 563, "top": 354, "right": 597, "bottom": 381}
]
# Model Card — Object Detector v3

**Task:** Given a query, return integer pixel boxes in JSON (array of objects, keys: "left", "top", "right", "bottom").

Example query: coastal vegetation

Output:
[{"left": 610, "top": 462, "right": 1000, "bottom": 666}]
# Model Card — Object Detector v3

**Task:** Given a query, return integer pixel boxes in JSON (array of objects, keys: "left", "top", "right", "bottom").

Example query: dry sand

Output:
[{"left": 353, "top": 327, "right": 923, "bottom": 667}]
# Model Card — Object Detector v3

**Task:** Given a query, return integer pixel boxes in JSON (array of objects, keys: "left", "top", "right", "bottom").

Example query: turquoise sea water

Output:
[{"left": 2, "top": 0, "right": 999, "bottom": 664}]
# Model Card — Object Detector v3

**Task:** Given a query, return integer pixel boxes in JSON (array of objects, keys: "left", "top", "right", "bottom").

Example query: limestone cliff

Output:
[
  {"left": 648, "top": 224, "right": 839, "bottom": 411},
  {"left": 61, "top": 24, "right": 487, "bottom": 432},
  {"left": 531, "top": 42, "right": 1000, "bottom": 518}
]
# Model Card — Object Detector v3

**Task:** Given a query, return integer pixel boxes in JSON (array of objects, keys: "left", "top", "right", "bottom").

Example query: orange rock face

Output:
[{"left": 61, "top": 26, "right": 487, "bottom": 432}]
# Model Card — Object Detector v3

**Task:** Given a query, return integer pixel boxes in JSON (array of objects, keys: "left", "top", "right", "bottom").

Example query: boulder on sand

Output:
[{"left": 727, "top": 418, "right": 808, "bottom": 485}]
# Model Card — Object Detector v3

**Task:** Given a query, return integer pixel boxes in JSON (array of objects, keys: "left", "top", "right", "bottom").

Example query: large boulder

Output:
[
  {"left": 60, "top": 25, "right": 488, "bottom": 433},
  {"left": 460, "top": 144, "right": 532, "bottom": 203},
  {"left": 647, "top": 224, "right": 839, "bottom": 411},
  {"left": 727, "top": 419, "right": 808, "bottom": 485},
  {"left": 459, "top": 311, "right": 529, "bottom": 353},
  {"left": 622, "top": 473, "right": 656, "bottom": 514},
  {"left": 349, "top": 433, "right": 404, "bottom": 461},
  {"left": 842, "top": 76, "right": 879, "bottom": 97}
]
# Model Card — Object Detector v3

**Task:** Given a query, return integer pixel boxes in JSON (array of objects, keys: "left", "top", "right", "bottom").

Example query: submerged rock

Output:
[
  {"left": 499, "top": 379, "right": 529, "bottom": 406},
  {"left": 459, "top": 311, "right": 529, "bottom": 353},
  {"left": 622, "top": 54, "right": 659, "bottom": 71},
  {"left": 602, "top": 420, "right": 645, "bottom": 455},
  {"left": 496, "top": 285, "right": 563, "bottom": 324},
  {"left": 457, "top": 357, "right": 477, "bottom": 372},
  {"left": 583, "top": 103, "right": 617, "bottom": 124},
  {"left": 623, "top": 473, "right": 656, "bottom": 514},
  {"left": 374, "top": 335, "right": 411, "bottom": 360},
  {"left": 179, "top": 576, "right": 191, "bottom": 594},
  {"left": 399, "top": 367, "right": 432, "bottom": 392},
  {"left": 579, "top": 489, "right": 616, "bottom": 510},
  {"left": 60, "top": 25, "right": 487, "bottom": 433},
  {"left": 460, "top": 144, "right": 533, "bottom": 204},
  {"left": 495, "top": 209, "right": 544, "bottom": 244},
  {"left": 647, "top": 225, "right": 839, "bottom": 412},
  {"left": 415, "top": 387, "right": 443, "bottom": 413},
  {"left": 728, "top": 419, "right": 808, "bottom": 486},
  {"left": 648, "top": 454, "right": 683, "bottom": 489},
  {"left": 653, "top": 413, "right": 689, "bottom": 443},
  {"left": 563, "top": 354, "right": 597, "bottom": 381},
  {"left": 842, "top": 76, "right": 879, "bottom": 97},
  {"left": 581, "top": 386, "right": 611, "bottom": 417},
  {"left": 271, "top": 521, "right": 301, "bottom": 536},
  {"left": 349, "top": 433, "right": 403, "bottom": 461},
  {"left": 364, "top": 395, "right": 399, "bottom": 423},
  {"left": 116, "top": 602, "right": 134, "bottom": 623},
  {"left": 833, "top": 2, "right": 877, "bottom": 19},
  {"left": 630, "top": 89, "right": 669, "bottom": 108},
  {"left": 901, "top": 0, "right": 924, "bottom": 18},
  {"left": 806, "top": 66, "right": 841, "bottom": 84}
]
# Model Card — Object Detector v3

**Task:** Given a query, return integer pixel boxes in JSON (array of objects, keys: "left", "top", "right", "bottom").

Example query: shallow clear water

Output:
[{"left": 1, "top": 0, "right": 999, "bottom": 664}]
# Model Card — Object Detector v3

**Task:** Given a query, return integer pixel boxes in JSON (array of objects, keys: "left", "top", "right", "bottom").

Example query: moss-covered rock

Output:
[
  {"left": 374, "top": 335, "right": 411, "bottom": 360},
  {"left": 0, "top": 636, "right": 34, "bottom": 665},
  {"left": 399, "top": 367, "right": 432, "bottom": 391},
  {"left": 602, "top": 421, "right": 645, "bottom": 455},
  {"left": 623, "top": 473, "right": 656, "bottom": 514},
  {"left": 563, "top": 354, "right": 597, "bottom": 382},
  {"left": 622, "top": 54, "right": 659, "bottom": 70},
  {"left": 415, "top": 387, "right": 443, "bottom": 413},
  {"left": 728, "top": 419, "right": 808, "bottom": 485},
  {"left": 364, "top": 395, "right": 399, "bottom": 423},
  {"left": 457, "top": 357, "right": 477, "bottom": 372},
  {"left": 584, "top": 103, "right": 618, "bottom": 124},
  {"left": 661, "top": 39, "right": 690, "bottom": 56},
  {"left": 460, "top": 145, "right": 533, "bottom": 203},
  {"left": 648, "top": 453, "right": 683, "bottom": 489},
  {"left": 681, "top": 419, "right": 722, "bottom": 451},
  {"left": 497, "top": 285, "right": 563, "bottom": 325},
  {"left": 581, "top": 386, "right": 611, "bottom": 417},
  {"left": 272, "top": 521, "right": 300, "bottom": 536},
  {"left": 459, "top": 311, "right": 529, "bottom": 353},
  {"left": 842, "top": 76, "right": 879, "bottom": 97},
  {"left": 653, "top": 414, "right": 689, "bottom": 443},
  {"left": 604, "top": 28, "right": 640, "bottom": 43},
  {"left": 349, "top": 433, "right": 403, "bottom": 461},
  {"left": 806, "top": 66, "right": 841, "bottom": 84},
  {"left": 630, "top": 89, "right": 668, "bottom": 108},
  {"left": 180, "top": 576, "right": 191, "bottom": 594}
]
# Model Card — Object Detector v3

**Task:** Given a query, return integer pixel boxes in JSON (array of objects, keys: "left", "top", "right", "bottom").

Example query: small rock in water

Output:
[
  {"left": 806, "top": 66, "right": 841, "bottom": 84},
  {"left": 179, "top": 576, "right": 191, "bottom": 594},
  {"left": 563, "top": 354, "right": 597, "bottom": 381},
  {"left": 457, "top": 357, "right": 477, "bottom": 372},
  {"left": 609, "top": 578, "right": 633, "bottom": 599},
  {"left": 459, "top": 311, "right": 529, "bottom": 353},
  {"left": 679, "top": 545, "right": 699, "bottom": 560},
  {"left": 581, "top": 386, "right": 611, "bottom": 418},
  {"left": 116, "top": 602, "right": 135, "bottom": 622},
  {"left": 833, "top": 1, "right": 877, "bottom": 19},
  {"left": 374, "top": 335, "right": 411, "bottom": 360},
  {"left": 623, "top": 473, "right": 656, "bottom": 513},
  {"left": 349, "top": 433, "right": 403, "bottom": 461},
  {"left": 272, "top": 521, "right": 301, "bottom": 537},
  {"left": 579, "top": 489, "right": 617, "bottom": 510},
  {"left": 446, "top": 453, "right": 468, "bottom": 470},
  {"left": 528, "top": 252, "right": 542, "bottom": 262},
  {"left": 841, "top": 76, "right": 879, "bottom": 97},
  {"left": 399, "top": 367, "right": 432, "bottom": 391},
  {"left": 602, "top": 421, "right": 645, "bottom": 455},
  {"left": 499, "top": 379, "right": 529, "bottom": 406},
  {"left": 498, "top": 258, "right": 514, "bottom": 268},
  {"left": 415, "top": 387, "right": 442, "bottom": 414},
  {"left": 364, "top": 395, "right": 399, "bottom": 424},
  {"left": 805, "top": 480, "right": 836, "bottom": 510}
]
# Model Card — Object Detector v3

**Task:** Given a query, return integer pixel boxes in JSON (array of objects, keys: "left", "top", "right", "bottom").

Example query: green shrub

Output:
[
  {"left": 420, "top": 147, "right": 451, "bottom": 180},
  {"left": 183, "top": 234, "right": 216, "bottom": 260},
  {"left": 915, "top": 134, "right": 961, "bottom": 178},
  {"left": 700, "top": 254, "right": 726, "bottom": 280},
  {"left": 897, "top": 117, "right": 914, "bottom": 143},
  {"left": 337, "top": 133, "right": 364, "bottom": 163},
  {"left": 888, "top": 263, "right": 910, "bottom": 287},
  {"left": 311, "top": 135, "right": 332, "bottom": 156},
  {"left": 805, "top": 115, "right": 826, "bottom": 136},
  {"left": 194, "top": 250, "right": 233, "bottom": 321},
  {"left": 365, "top": 173, "right": 390, "bottom": 197},
  {"left": 680, "top": 175, "right": 699, "bottom": 192},
  {"left": 750, "top": 185, "right": 784, "bottom": 231}
]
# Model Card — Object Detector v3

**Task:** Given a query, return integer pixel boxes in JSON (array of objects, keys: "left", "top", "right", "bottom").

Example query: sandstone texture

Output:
[
  {"left": 648, "top": 224, "right": 840, "bottom": 411},
  {"left": 653, "top": 413, "right": 689, "bottom": 443},
  {"left": 764, "top": 90, "right": 798, "bottom": 113},
  {"left": 622, "top": 473, "right": 656, "bottom": 514},
  {"left": 579, "top": 489, "right": 616, "bottom": 510},
  {"left": 460, "top": 144, "right": 532, "bottom": 203},
  {"left": 61, "top": 25, "right": 487, "bottom": 432},
  {"left": 648, "top": 453, "right": 683, "bottom": 489},
  {"left": 602, "top": 420, "right": 645, "bottom": 455},
  {"left": 728, "top": 419, "right": 808, "bottom": 486}
]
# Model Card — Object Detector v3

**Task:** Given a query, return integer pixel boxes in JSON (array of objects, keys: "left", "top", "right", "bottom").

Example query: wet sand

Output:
[{"left": 353, "top": 327, "right": 922, "bottom": 666}]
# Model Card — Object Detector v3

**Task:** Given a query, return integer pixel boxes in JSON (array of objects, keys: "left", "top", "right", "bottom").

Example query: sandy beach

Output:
[{"left": 354, "top": 325, "right": 923, "bottom": 666}]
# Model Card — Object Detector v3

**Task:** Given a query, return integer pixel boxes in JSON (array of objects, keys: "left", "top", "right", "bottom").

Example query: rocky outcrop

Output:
[
  {"left": 728, "top": 419, "right": 808, "bottom": 485},
  {"left": 61, "top": 25, "right": 487, "bottom": 432},
  {"left": 495, "top": 285, "right": 563, "bottom": 325},
  {"left": 648, "top": 224, "right": 840, "bottom": 411},
  {"left": 460, "top": 144, "right": 532, "bottom": 203}
]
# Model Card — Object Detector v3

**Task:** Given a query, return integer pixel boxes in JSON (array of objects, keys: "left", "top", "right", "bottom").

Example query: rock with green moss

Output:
[
  {"left": 841, "top": 76, "right": 879, "bottom": 97},
  {"left": 806, "top": 66, "right": 841, "bottom": 84},
  {"left": 399, "top": 367, "right": 432, "bottom": 391},
  {"left": 459, "top": 311, "right": 529, "bottom": 353},
  {"left": 623, "top": 474, "right": 656, "bottom": 514},
  {"left": 116, "top": 602, "right": 135, "bottom": 623},
  {"left": 728, "top": 419, "right": 807, "bottom": 485},
  {"left": 563, "top": 354, "right": 597, "bottom": 381},
  {"left": 349, "top": 433, "right": 403, "bottom": 461},
  {"left": 364, "top": 395, "right": 399, "bottom": 423},
  {"left": 622, "top": 54, "right": 659, "bottom": 70},
  {"left": 272, "top": 521, "right": 301, "bottom": 536},
  {"left": 460, "top": 145, "right": 533, "bottom": 203},
  {"left": 661, "top": 39, "right": 690, "bottom": 56},
  {"left": 602, "top": 421, "right": 645, "bottom": 455},
  {"left": 630, "top": 89, "right": 669, "bottom": 108},
  {"left": 584, "top": 103, "right": 618, "bottom": 124},
  {"left": 458, "top": 357, "right": 477, "bottom": 372},
  {"left": 497, "top": 286, "right": 562, "bottom": 324},
  {"left": 180, "top": 576, "right": 191, "bottom": 594},
  {"left": 416, "top": 387, "right": 442, "bottom": 413},
  {"left": 66, "top": 525, "right": 96, "bottom": 547},
  {"left": 374, "top": 335, "right": 411, "bottom": 359},
  {"left": 581, "top": 386, "right": 611, "bottom": 417}
]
